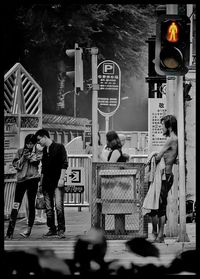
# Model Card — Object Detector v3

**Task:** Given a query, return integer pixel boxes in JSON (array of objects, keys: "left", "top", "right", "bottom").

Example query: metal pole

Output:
[
  {"left": 165, "top": 4, "right": 179, "bottom": 238},
  {"left": 177, "top": 76, "right": 189, "bottom": 242},
  {"left": 166, "top": 4, "right": 178, "bottom": 115},
  {"left": 74, "top": 92, "right": 76, "bottom": 117},
  {"left": 105, "top": 116, "right": 109, "bottom": 134},
  {"left": 91, "top": 47, "right": 99, "bottom": 162},
  {"left": 165, "top": 4, "right": 188, "bottom": 241},
  {"left": 187, "top": 4, "right": 193, "bottom": 66}
]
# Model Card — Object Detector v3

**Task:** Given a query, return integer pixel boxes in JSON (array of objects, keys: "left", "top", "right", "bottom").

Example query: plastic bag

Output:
[{"left": 35, "top": 194, "right": 46, "bottom": 210}]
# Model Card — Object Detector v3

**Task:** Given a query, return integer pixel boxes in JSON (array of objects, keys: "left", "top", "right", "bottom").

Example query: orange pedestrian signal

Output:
[
  {"left": 167, "top": 22, "right": 179, "bottom": 43},
  {"left": 155, "top": 15, "right": 190, "bottom": 76}
]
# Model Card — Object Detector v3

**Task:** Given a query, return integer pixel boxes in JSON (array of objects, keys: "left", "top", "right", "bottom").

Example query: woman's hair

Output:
[
  {"left": 24, "top": 134, "right": 37, "bottom": 147},
  {"left": 106, "top": 130, "right": 122, "bottom": 150},
  {"left": 161, "top": 115, "right": 177, "bottom": 136}
]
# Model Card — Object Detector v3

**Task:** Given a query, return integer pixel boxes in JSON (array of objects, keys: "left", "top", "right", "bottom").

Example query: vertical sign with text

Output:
[
  {"left": 84, "top": 123, "right": 92, "bottom": 148},
  {"left": 148, "top": 98, "right": 167, "bottom": 152},
  {"left": 97, "top": 60, "right": 121, "bottom": 117}
]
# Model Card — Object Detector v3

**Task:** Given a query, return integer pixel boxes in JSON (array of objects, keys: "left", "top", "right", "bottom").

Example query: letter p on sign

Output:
[{"left": 103, "top": 63, "right": 114, "bottom": 74}]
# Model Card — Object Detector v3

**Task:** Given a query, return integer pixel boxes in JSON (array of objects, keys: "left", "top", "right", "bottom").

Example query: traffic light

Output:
[
  {"left": 66, "top": 43, "right": 83, "bottom": 94},
  {"left": 155, "top": 14, "right": 190, "bottom": 76}
]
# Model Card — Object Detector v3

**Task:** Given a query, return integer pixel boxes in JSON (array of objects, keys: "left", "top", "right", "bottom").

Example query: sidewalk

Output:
[{"left": 4, "top": 208, "right": 196, "bottom": 259}]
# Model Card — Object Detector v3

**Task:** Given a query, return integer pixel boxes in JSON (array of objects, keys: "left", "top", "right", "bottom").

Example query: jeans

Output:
[
  {"left": 7, "top": 178, "right": 39, "bottom": 236},
  {"left": 43, "top": 187, "right": 65, "bottom": 232}
]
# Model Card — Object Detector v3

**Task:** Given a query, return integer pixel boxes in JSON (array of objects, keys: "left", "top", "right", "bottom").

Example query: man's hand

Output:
[{"left": 58, "top": 178, "right": 65, "bottom": 188}]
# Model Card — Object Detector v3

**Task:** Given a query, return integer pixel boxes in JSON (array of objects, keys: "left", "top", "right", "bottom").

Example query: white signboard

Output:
[
  {"left": 148, "top": 98, "right": 167, "bottom": 152},
  {"left": 97, "top": 60, "right": 121, "bottom": 116},
  {"left": 65, "top": 167, "right": 85, "bottom": 186}
]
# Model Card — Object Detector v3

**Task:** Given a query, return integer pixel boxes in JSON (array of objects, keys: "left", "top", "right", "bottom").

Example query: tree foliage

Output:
[
  {"left": 15, "top": 4, "right": 157, "bottom": 75},
  {"left": 4, "top": 3, "right": 159, "bottom": 117}
]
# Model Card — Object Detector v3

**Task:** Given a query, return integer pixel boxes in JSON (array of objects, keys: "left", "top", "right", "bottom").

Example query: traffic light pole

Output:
[
  {"left": 177, "top": 75, "right": 189, "bottom": 242},
  {"left": 165, "top": 4, "right": 179, "bottom": 239},
  {"left": 91, "top": 47, "right": 99, "bottom": 162},
  {"left": 165, "top": 4, "right": 188, "bottom": 242},
  {"left": 74, "top": 93, "right": 76, "bottom": 117}
]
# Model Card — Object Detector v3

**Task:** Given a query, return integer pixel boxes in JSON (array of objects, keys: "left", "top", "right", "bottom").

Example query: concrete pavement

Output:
[{"left": 4, "top": 207, "right": 196, "bottom": 267}]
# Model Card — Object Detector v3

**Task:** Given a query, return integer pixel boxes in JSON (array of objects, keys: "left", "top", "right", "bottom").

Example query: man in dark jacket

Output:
[{"left": 35, "top": 129, "right": 68, "bottom": 238}]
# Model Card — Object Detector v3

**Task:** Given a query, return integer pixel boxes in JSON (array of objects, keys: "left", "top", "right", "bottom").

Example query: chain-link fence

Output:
[{"left": 91, "top": 162, "right": 148, "bottom": 240}]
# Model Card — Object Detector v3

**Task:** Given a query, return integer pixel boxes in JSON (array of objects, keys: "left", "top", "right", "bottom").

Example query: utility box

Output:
[{"left": 91, "top": 162, "right": 148, "bottom": 240}]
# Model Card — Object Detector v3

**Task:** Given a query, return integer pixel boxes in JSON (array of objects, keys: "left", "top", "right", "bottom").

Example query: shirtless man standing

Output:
[{"left": 150, "top": 115, "right": 178, "bottom": 243}]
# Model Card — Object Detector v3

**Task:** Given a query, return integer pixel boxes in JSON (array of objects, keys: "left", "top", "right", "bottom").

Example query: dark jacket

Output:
[{"left": 41, "top": 141, "right": 68, "bottom": 189}]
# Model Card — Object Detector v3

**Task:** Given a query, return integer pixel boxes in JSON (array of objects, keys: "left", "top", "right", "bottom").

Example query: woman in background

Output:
[{"left": 106, "top": 131, "right": 128, "bottom": 162}]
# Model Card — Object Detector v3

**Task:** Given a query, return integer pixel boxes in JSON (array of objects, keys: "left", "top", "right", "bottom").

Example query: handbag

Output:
[{"left": 35, "top": 194, "right": 46, "bottom": 210}]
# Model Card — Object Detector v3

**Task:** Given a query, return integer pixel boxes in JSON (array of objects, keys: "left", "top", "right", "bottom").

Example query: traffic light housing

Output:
[
  {"left": 66, "top": 43, "right": 83, "bottom": 94},
  {"left": 155, "top": 14, "right": 190, "bottom": 76}
]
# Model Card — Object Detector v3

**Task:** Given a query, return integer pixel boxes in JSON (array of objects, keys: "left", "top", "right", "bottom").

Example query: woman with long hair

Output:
[
  {"left": 106, "top": 131, "right": 128, "bottom": 162},
  {"left": 5, "top": 134, "right": 42, "bottom": 239}
]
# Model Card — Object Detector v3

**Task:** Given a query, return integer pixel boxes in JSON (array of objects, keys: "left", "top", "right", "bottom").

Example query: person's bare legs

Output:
[
  {"left": 151, "top": 215, "right": 158, "bottom": 239},
  {"left": 156, "top": 215, "right": 166, "bottom": 242}
]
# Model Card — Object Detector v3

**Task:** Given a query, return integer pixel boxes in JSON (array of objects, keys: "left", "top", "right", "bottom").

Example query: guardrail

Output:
[
  {"left": 129, "top": 154, "right": 148, "bottom": 163},
  {"left": 4, "top": 154, "right": 147, "bottom": 219},
  {"left": 65, "top": 154, "right": 147, "bottom": 210},
  {"left": 65, "top": 155, "right": 92, "bottom": 210}
]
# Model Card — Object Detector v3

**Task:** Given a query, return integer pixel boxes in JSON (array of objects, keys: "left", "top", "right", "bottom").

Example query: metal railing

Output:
[
  {"left": 65, "top": 155, "right": 92, "bottom": 209},
  {"left": 4, "top": 154, "right": 147, "bottom": 219},
  {"left": 64, "top": 154, "right": 147, "bottom": 209},
  {"left": 129, "top": 154, "right": 148, "bottom": 163}
]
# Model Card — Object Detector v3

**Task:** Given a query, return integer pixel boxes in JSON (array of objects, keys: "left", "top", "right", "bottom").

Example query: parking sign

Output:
[{"left": 97, "top": 60, "right": 121, "bottom": 116}]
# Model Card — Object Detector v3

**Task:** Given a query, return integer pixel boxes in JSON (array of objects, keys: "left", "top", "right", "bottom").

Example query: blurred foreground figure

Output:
[
  {"left": 167, "top": 250, "right": 197, "bottom": 275},
  {"left": 108, "top": 237, "right": 167, "bottom": 276},
  {"left": 73, "top": 227, "right": 108, "bottom": 275},
  {"left": 4, "top": 248, "right": 71, "bottom": 276}
]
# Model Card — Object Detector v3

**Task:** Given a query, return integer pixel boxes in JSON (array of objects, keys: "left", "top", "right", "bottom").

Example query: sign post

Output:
[
  {"left": 97, "top": 60, "right": 121, "bottom": 132},
  {"left": 84, "top": 123, "right": 92, "bottom": 149},
  {"left": 91, "top": 47, "right": 99, "bottom": 162},
  {"left": 165, "top": 4, "right": 188, "bottom": 241},
  {"left": 105, "top": 115, "right": 109, "bottom": 134},
  {"left": 148, "top": 97, "right": 167, "bottom": 152}
]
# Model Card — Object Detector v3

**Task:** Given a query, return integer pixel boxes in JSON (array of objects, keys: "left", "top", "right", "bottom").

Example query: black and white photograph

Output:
[{"left": 3, "top": 3, "right": 196, "bottom": 276}]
